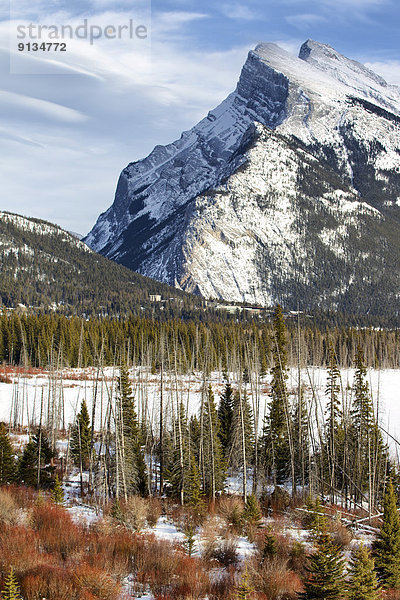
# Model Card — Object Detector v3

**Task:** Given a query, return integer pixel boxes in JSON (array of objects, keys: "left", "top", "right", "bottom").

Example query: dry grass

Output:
[
  {"left": 0, "top": 488, "right": 20, "bottom": 525},
  {"left": 217, "top": 496, "right": 244, "bottom": 534}
]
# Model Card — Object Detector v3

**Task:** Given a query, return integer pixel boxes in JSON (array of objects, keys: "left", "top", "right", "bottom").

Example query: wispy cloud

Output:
[
  {"left": 365, "top": 60, "right": 400, "bottom": 85},
  {"left": 286, "top": 13, "right": 326, "bottom": 28},
  {"left": 219, "top": 4, "right": 261, "bottom": 21}
]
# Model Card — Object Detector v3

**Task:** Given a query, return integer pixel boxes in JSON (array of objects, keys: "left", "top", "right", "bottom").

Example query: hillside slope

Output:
[{"left": 0, "top": 211, "right": 195, "bottom": 315}]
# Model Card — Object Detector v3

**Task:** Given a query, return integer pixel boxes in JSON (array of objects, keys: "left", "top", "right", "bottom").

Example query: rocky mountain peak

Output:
[{"left": 85, "top": 41, "right": 400, "bottom": 316}]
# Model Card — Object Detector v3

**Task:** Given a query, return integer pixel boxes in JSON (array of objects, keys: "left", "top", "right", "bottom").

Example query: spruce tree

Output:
[
  {"left": 202, "top": 385, "right": 226, "bottom": 498},
  {"left": 302, "top": 530, "right": 345, "bottom": 600},
  {"left": 51, "top": 474, "right": 64, "bottom": 504},
  {"left": 325, "top": 344, "right": 343, "bottom": 501},
  {"left": 243, "top": 494, "right": 262, "bottom": 529},
  {"left": 70, "top": 399, "right": 91, "bottom": 470},
  {"left": 266, "top": 304, "right": 291, "bottom": 485},
  {"left": 218, "top": 381, "right": 234, "bottom": 456},
  {"left": 373, "top": 479, "right": 400, "bottom": 589},
  {"left": 0, "top": 423, "right": 15, "bottom": 484},
  {"left": 235, "top": 565, "right": 254, "bottom": 600},
  {"left": 18, "top": 430, "right": 55, "bottom": 488},
  {"left": 116, "top": 365, "right": 147, "bottom": 496},
  {"left": 1, "top": 566, "right": 21, "bottom": 600},
  {"left": 348, "top": 545, "right": 380, "bottom": 600},
  {"left": 185, "top": 453, "right": 202, "bottom": 508}
]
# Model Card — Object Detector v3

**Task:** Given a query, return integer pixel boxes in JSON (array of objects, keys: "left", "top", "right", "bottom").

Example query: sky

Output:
[{"left": 0, "top": 0, "right": 400, "bottom": 235}]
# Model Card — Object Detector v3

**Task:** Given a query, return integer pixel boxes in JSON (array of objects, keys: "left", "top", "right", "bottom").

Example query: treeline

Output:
[{"left": 1, "top": 311, "right": 400, "bottom": 369}]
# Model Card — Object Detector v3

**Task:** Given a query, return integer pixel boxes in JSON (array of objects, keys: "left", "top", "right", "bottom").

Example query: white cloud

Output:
[
  {"left": 219, "top": 4, "right": 260, "bottom": 21},
  {"left": 0, "top": 8, "right": 249, "bottom": 233},
  {"left": 365, "top": 60, "right": 400, "bottom": 86},
  {"left": 286, "top": 13, "right": 326, "bottom": 28}
]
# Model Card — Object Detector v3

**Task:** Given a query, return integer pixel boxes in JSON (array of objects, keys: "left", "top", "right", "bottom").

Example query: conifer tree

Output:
[
  {"left": 202, "top": 384, "right": 226, "bottom": 498},
  {"left": 218, "top": 381, "right": 234, "bottom": 456},
  {"left": 51, "top": 474, "right": 64, "bottom": 504},
  {"left": 243, "top": 494, "right": 262, "bottom": 529},
  {"left": 186, "top": 453, "right": 202, "bottom": 508},
  {"left": 18, "top": 430, "right": 55, "bottom": 488},
  {"left": 325, "top": 344, "right": 343, "bottom": 501},
  {"left": 1, "top": 566, "right": 21, "bottom": 600},
  {"left": 116, "top": 365, "right": 147, "bottom": 496},
  {"left": 230, "top": 391, "right": 254, "bottom": 472},
  {"left": 302, "top": 530, "right": 345, "bottom": 600},
  {"left": 0, "top": 423, "right": 15, "bottom": 484},
  {"left": 348, "top": 545, "right": 380, "bottom": 600},
  {"left": 70, "top": 399, "right": 91, "bottom": 470},
  {"left": 235, "top": 565, "right": 254, "bottom": 600},
  {"left": 265, "top": 305, "right": 292, "bottom": 486},
  {"left": 373, "top": 479, "right": 400, "bottom": 589}
]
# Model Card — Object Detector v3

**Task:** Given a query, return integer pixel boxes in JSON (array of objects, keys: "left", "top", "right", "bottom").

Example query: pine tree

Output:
[
  {"left": 70, "top": 399, "right": 91, "bottom": 470},
  {"left": 265, "top": 304, "right": 291, "bottom": 485},
  {"left": 373, "top": 479, "right": 400, "bottom": 589},
  {"left": 230, "top": 390, "right": 254, "bottom": 471},
  {"left": 347, "top": 544, "right": 380, "bottom": 600},
  {"left": 116, "top": 365, "right": 147, "bottom": 497},
  {"left": 0, "top": 423, "right": 15, "bottom": 484},
  {"left": 235, "top": 565, "right": 254, "bottom": 600},
  {"left": 202, "top": 385, "right": 226, "bottom": 498},
  {"left": 218, "top": 381, "right": 234, "bottom": 455},
  {"left": 243, "top": 494, "right": 262, "bottom": 529},
  {"left": 325, "top": 344, "right": 343, "bottom": 501},
  {"left": 18, "top": 430, "right": 55, "bottom": 488},
  {"left": 1, "top": 566, "right": 21, "bottom": 600},
  {"left": 302, "top": 531, "right": 345, "bottom": 600},
  {"left": 51, "top": 474, "right": 64, "bottom": 504},
  {"left": 185, "top": 453, "right": 202, "bottom": 508}
]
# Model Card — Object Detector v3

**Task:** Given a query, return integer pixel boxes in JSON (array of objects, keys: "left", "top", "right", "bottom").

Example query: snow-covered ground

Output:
[{"left": 0, "top": 365, "right": 399, "bottom": 450}]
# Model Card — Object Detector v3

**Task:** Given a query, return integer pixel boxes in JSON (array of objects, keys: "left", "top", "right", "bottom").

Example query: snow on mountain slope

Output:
[{"left": 85, "top": 40, "right": 400, "bottom": 315}]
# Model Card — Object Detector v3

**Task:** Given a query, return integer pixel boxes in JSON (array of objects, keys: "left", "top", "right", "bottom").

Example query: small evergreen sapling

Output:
[
  {"left": 0, "top": 424, "right": 15, "bottom": 485},
  {"left": 302, "top": 530, "right": 345, "bottom": 600},
  {"left": 51, "top": 474, "right": 64, "bottom": 504},
  {"left": 347, "top": 544, "right": 380, "bottom": 600},
  {"left": 1, "top": 567, "right": 21, "bottom": 600},
  {"left": 235, "top": 564, "right": 254, "bottom": 600},
  {"left": 373, "top": 479, "right": 400, "bottom": 589}
]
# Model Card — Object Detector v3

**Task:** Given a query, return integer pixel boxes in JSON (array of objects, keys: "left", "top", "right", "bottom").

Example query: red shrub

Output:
[
  {"left": 31, "top": 502, "right": 83, "bottom": 559},
  {"left": 21, "top": 565, "right": 76, "bottom": 600},
  {"left": 0, "top": 524, "right": 42, "bottom": 573},
  {"left": 74, "top": 563, "right": 121, "bottom": 600}
]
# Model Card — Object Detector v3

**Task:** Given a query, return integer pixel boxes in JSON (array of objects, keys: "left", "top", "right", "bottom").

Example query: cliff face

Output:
[{"left": 85, "top": 40, "right": 400, "bottom": 315}]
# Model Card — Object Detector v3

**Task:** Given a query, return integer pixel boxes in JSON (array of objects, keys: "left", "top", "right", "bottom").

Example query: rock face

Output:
[{"left": 85, "top": 40, "right": 400, "bottom": 316}]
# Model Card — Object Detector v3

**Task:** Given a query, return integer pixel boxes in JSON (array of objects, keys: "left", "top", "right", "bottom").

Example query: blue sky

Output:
[{"left": 1, "top": 0, "right": 399, "bottom": 234}]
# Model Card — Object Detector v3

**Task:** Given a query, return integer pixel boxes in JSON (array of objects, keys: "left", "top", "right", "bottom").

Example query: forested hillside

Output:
[{"left": 0, "top": 211, "right": 197, "bottom": 316}]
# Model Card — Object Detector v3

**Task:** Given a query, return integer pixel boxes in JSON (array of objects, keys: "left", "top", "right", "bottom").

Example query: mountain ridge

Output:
[{"left": 85, "top": 40, "right": 400, "bottom": 316}]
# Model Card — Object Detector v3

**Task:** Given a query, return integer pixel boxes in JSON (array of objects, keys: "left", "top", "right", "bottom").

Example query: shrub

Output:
[
  {"left": 330, "top": 521, "right": 353, "bottom": 548},
  {"left": 217, "top": 496, "right": 244, "bottom": 534},
  {"left": 0, "top": 524, "right": 42, "bottom": 574},
  {"left": 250, "top": 558, "right": 302, "bottom": 600},
  {"left": 0, "top": 488, "right": 20, "bottom": 525},
  {"left": 135, "top": 538, "right": 180, "bottom": 597},
  {"left": 119, "top": 496, "right": 147, "bottom": 531},
  {"left": 146, "top": 497, "right": 162, "bottom": 528},
  {"left": 31, "top": 502, "right": 82, "bottom": 559},
  {"left": 212, "top": 536, "right": 239, "bottom": 567},
  {"left": 74, "top": 564, "right": 121, "bottom": 600},
  {"left": 170, "top": 555, "right": 209, "bottom": 599},
  {"left": 21, "top": 565, "right": 77, "bottom": 600}
]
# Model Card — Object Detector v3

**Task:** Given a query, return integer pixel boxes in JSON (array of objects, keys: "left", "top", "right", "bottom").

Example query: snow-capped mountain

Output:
[{"left": 85, "top": 40, "right": 400, "bottom": 315}]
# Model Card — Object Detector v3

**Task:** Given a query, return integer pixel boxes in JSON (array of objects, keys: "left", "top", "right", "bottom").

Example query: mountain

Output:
[
  {"left": 85, "top": 40, "right": 400, "bottom": 317},
  {"left": 0, "top": 211, "right": 197, "bottom": 315}
]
